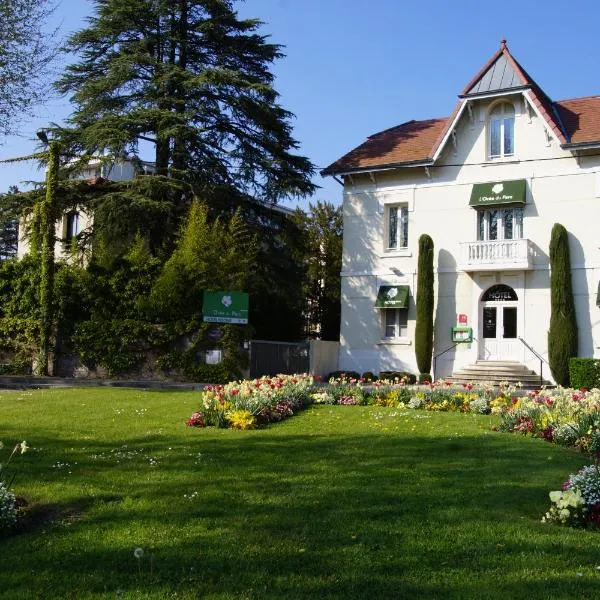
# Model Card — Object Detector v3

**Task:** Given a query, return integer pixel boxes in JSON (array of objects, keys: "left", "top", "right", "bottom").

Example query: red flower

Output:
[{"left": 187, "top": 412, "right": 206, "bottom": 428}]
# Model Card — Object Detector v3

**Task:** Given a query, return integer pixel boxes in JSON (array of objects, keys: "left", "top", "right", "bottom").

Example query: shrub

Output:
[
  {"left": 361, "top": 371, "right": 378, "bottom": 382},
  {"left": 379, "top": 371, "right": 416, "bottom": 384},
  {"left": 569, "top": 358, "right": 600, "bottom": 390},
  {"left": 327, "top": 370, "right": 360, "bottom": 381},
  {"left": 548, "top": 223, "right": 578, "bottom": 386},
  {"left": 418, "top": 373, "right": 432, "bottom": 384}
]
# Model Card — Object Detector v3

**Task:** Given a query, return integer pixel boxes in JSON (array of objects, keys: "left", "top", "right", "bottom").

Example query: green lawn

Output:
[{"left": 1, "top": 388, "right": 599, "bottom": 599}]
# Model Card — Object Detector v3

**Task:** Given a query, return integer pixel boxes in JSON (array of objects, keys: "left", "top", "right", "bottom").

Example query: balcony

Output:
[{"left": 459, "top": 238, "right": 534, "bottom": 272}]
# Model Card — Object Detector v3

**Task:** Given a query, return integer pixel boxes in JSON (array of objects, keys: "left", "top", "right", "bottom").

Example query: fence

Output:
[{"left": 249, "top": 340, "right": 310, "bottom": 378}]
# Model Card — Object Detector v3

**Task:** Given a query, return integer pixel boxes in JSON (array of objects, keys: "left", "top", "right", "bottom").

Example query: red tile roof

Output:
[
  {"left": 321, "top": 118, "right": 447, "bottom": 175},
  {"left": 322, "top": 43, "right": 600, "bottom": 176},
  {"left": 555, "top": 96, "right": 600, "bottom": 145}
]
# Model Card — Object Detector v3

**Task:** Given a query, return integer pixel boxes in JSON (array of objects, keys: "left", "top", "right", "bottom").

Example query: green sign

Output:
[
  {"left": 451, "top": 326, "right": 473, "bottom": 343},
  {"left": 203, "top": 291, "right": 249, "bottom": 324},
  {"left": 375, "top": 285, "right": 409, "bottom": 309},
  {"left": 469, "top": 179, "right": 526, "bottom": 207}
]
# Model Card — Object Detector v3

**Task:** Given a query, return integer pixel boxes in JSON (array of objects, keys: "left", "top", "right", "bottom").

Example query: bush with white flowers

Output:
[{"left": 0, "top": 482, "right": 17, "bottom": 531}]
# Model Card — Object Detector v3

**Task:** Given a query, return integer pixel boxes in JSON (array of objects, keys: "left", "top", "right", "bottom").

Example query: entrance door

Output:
[{"left": 479, "top": 285, "right": 519, "bottom": 361}]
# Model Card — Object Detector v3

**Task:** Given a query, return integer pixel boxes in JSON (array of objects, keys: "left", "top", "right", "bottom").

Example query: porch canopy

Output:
[
  {"left": 375, "top": 285, "right": 409, "bottom": 308},
  {"left": 469, "top": 179, "right": 526, "bottom": 207}
]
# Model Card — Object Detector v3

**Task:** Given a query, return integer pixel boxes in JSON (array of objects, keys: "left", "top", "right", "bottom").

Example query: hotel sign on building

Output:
[{"left": 322, "top": 40, "right": 600, "bottom": 384}]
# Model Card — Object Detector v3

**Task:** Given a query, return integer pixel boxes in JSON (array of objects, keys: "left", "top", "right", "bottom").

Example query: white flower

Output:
[
  {"left": 134, "top": 547, "right": 144, "bottom": 559},
  {"left": 19, "top": 441, "right": 28, "bottom": 454}
]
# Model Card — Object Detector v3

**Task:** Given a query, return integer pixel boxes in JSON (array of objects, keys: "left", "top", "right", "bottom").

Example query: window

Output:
[
  {"left": 66, "top": 212, "right": 81, "bottom": 243},
  {"left": 477, "top": 208, "right": 522, "bottom": 241},
  {"left": 383, "top": 308, "right": 408, "bottom": 339},
  {"left": 387, "top": 205, "right": 408, "bottom": 250},
  {"left": 489, "top": 102, "right": 515, "bottom": 158}
]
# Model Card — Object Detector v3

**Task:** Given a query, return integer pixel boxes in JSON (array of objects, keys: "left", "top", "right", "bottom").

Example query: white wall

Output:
[{"left": 338, "top": 91, "right": 600, "bottom": 382}]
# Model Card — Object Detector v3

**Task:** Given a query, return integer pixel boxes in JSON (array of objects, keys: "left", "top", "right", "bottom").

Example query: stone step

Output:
[{"left": 445, "top": 361, "right": 552, "bottom": 390}]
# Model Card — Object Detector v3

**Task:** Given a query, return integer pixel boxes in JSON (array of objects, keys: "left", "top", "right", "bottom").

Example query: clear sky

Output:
[{"left": 2, "top": 0, "right": 600, "bottom": 209}]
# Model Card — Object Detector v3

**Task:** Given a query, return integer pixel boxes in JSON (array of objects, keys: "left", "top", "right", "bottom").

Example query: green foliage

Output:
[
  {"left": 56, "top": 0, "right": 315, "bottom": 201},
  {"left": 156, "top": 352, "right": 239, "bottom": 385},
  {"left": 151, "top": 200, "right": 255, "bottom": 318},
  {"left": 378, "top": 371, "right": 417, "bottom": 384},
  {"left": 415, "top": 234, "right": 434, "bottom": 376},
  {"left": 326, "top": 370, "right": 361, "bottom": 381},
  {"left": 37, "top": 141, "right": 60, "bottom": 375},
  {"left": 548, "top": 223, "right": 578, "bottom": 386},
  {"left": 569, "top": 358, "right": 600, "bottom": 390},
  {"left": 293, "top": 201, "right": 342, "bottom": 340},
  {"left": 0, "top": 0, "right": 55, "bottom": 136},
  {"left": 0, "top": 255, "right": 41, "bottom": 364}
]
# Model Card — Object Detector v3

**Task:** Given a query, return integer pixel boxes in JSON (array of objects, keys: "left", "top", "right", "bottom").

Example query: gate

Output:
[{"left": 249, "top": 340, "right": 310, "bottom": 378}]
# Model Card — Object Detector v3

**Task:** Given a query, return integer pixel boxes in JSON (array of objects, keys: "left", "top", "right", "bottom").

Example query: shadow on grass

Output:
[{"left": 0, "top": 418, "right": 598, "bottom": 598}]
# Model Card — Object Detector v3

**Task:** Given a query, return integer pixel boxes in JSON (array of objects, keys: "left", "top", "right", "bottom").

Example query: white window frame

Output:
[
  {"left": 382, "top": 307, "right": 408, "bottom": 340},
  {"left": 386, "top": 204, "right": 409, "bottom": 251},
  {"left": 477, "top": 207, "right": 523, "bottom": 241},
  {"left": 488, "top": 102, "right": 515, "bottom": 159}
]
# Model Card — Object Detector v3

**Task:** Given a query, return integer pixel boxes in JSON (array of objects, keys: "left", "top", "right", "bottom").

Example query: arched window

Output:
[
  {"left": 489, "top": 102, "right": 515, "bottom": 158},
  {"left": 481, "top": 284, "right": 518, "bottom": 302}
]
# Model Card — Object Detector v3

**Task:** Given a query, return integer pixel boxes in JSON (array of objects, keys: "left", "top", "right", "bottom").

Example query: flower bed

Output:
[
  {"left": 497, "top": 388, "right": 600, "bottom": 453},
  {"left": 187, "top": 374, "right": 314, "bottom": 429},
  {"left": 542, "top": 464, "right": 600, "bottom": 529}
]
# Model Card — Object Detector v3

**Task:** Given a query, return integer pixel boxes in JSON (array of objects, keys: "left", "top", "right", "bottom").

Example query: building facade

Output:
[{"left": 322, "top": 41, "right": 600, "bottom": 383}]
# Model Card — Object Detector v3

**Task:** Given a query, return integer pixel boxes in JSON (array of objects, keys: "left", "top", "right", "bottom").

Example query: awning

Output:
[
  {"left": 469, "top": 179, "right": 526, "bottom": 207},
  {"left": 375, "top": 285, "right": 409, "bottom": 309}
]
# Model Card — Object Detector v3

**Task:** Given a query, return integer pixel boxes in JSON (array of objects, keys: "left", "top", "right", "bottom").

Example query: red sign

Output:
[{"left": 458, "top": 314, "right": 468, "bottom": 325}]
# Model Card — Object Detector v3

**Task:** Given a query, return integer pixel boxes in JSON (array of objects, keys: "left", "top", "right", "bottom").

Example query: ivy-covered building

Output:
[{"left": 322, "top": 41, "right": 600, "bottom": 384}]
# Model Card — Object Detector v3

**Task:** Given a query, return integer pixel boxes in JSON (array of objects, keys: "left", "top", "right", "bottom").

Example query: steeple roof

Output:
[
  {"left": 461, "top": 39, "right": 532, "bottom": 96},
  {"left": 322, "top": 42, "right": 597, "bottom": 176}
]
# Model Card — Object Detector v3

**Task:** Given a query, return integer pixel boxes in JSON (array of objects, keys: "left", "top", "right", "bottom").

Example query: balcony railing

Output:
[{"left": 459, "top": 238, "right": 534, "bottom": 271}]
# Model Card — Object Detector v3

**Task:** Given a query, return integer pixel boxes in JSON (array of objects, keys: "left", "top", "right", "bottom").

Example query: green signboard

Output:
[
  {"left": 203, "top": 291, "right": 249, "bottom": 324},
  {"left": 375, "top": 285, "right": 410, "bottom": 308},
  {"left": 469, "top": 179, "right": 526, "bottom": 207}
]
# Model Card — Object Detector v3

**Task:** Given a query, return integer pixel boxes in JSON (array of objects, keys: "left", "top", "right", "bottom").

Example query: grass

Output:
[{"left": 1, "top": 388, "right": 600, "bottom": 599}]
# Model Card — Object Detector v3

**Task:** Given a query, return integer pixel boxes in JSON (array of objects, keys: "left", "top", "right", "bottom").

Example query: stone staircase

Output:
[{"left": 444, "top": 360, "right": 552, "bottom": 390}]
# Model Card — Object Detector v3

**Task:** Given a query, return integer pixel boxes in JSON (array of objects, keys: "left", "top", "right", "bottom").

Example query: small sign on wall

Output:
[
  {"left": 457, "top": 313, "right": 468, "bottom": 325},
  {"left": 451, "top": 327, "right": 473, "bottom": 343}
]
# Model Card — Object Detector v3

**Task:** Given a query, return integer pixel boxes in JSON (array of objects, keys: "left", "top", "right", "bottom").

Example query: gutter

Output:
[{"left": 320, "top": 159, "right": 434, "bottom": 178}]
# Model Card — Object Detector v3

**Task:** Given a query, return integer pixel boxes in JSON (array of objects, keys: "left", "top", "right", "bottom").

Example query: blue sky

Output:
[{"left": 2, "top": 0, "right": 600, "bottom": 209}]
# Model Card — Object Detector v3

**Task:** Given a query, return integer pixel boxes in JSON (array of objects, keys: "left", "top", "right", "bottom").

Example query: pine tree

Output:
[
  {"left": 55, "top": 0, "right": 315, "bottom": 202},
  {"left": 415, "top": 234, "right": 434, "bottom": 380},
  {"left": 548, "top": 223, "right": 578, "bottom": 386},
  {"left": 0, "top": 0, "right": 56, "bottom": 136}
]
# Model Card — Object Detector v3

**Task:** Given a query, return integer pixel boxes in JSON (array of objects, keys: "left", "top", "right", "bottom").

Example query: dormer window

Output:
[{"left": 489, "top": 102, "right": 515, "bottom": 158}]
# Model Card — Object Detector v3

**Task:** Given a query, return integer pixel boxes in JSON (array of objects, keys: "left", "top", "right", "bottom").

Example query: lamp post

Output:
[{"left": 36, "top": 130, "right": 59, "bottom": 376}]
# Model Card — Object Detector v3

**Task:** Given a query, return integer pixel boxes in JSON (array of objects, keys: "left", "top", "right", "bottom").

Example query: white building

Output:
[
  {"left": 17, "top": 157, "right": 155, "bottom": 259},
  {"left": 322, "top": 41, "right": 600, "bottom": 384}
]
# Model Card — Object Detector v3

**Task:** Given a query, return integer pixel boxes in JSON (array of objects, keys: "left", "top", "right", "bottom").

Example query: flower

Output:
[{"left": 134, "top": 547, "right": 144, "bottom": 559}]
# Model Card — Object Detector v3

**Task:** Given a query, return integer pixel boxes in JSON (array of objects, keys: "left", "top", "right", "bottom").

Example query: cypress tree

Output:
[
  {"left": 415, "top": 234, "right": 434, "bottom": 380},
  {"left": 548, "top": 223, "right": 578, "bottom": 386}
]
